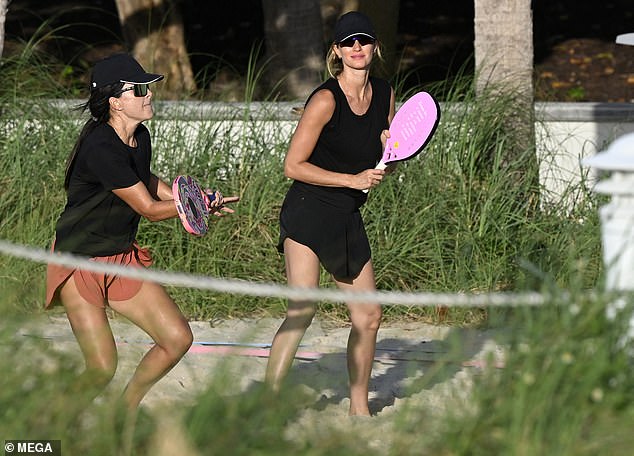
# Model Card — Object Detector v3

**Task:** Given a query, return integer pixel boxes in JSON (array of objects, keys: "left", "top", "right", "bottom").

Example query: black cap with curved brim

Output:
[
  {"left": 333, "top": 11, "right": 376, "bottom": 43},
  {"left": 90, "top": 53, "right": 164, "bottom": 90}
]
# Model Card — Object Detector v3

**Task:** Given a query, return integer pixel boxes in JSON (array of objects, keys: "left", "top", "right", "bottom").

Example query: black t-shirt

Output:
[{"left": 54, "top": 123, "right": 152, "bottom": 256}]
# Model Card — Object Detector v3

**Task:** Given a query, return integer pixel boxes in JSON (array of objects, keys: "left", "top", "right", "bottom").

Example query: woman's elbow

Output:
[
  {"left": 144, "top": 213, "right": 163, "bottom": 223},
  {"left": 283, "top": 163, "right": 296, "bottom": 180},
  {"left": 137, "top": 204, "right": 166, "bottom": 222}
]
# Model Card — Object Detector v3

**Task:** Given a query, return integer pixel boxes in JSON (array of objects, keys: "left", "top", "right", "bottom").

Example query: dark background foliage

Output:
[{"left": 3, "top": 0, "right": 634, "bottom": 101}]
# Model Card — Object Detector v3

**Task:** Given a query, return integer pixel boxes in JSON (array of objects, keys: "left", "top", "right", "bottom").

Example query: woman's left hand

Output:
[
  {"left": 380, "top": 129, "right": 397, "bottom": 175},
  {"left": 380, "top": 129, "right": 390, "bottom": 150}
]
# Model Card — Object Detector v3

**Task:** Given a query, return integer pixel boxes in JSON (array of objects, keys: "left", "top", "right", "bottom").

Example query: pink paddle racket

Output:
[
  {"left": 364, "top": 91, "right": 440, "bottom": 192},
  {"left": 172, "top": 175, "right": 215, "bottom": 236}
]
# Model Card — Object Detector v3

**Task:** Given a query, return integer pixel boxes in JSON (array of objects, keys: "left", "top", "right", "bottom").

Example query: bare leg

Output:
[
  {"left": 60, "top": 276, "right": 118, "bottom": 403},
  {"left": 334, "top": 261, "right": 382, "bottom": 416},
  {"left": 265, "top": 238, "right": 320, "bottom": 392},
  {"left": 109, "top": 281, "right": 193, "bottom": 410}
]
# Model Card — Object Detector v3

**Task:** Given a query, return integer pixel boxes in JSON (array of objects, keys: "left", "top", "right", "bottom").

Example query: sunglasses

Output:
[
  {"left": 338, "top": 35, "right": 376, "bottom": 48},
  {"left": 117, "top": 84, "right": 150, "bottom": 97}
]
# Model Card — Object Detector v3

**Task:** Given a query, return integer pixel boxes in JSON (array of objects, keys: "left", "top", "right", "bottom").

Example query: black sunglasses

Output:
[
  {"left": 338, "top": 35, "right": 376, "bottom": 48},
  {"left": 117, "top": 84, "right": 149, "bottom": 97}
]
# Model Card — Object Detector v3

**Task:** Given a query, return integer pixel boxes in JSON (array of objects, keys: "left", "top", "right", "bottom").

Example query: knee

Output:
[
  {"left": 164, "top": 324, "right": 193, "bottom": 359},
  {"left": 85, "top": 360, "right": 117, "bottom": 387},
  {"left": 286, "top": 302, "right": 317, "bottom": 327},
  {"left": 351, "top": 305, "right": 382, "bottom": 332},
  {"left": 366, "top": 308, "right": 382, "bottom": 332}
]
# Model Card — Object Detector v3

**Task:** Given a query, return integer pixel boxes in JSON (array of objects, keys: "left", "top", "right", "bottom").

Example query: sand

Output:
[{"left": 13, "top": 312, "right": 506, "bottom": 451}]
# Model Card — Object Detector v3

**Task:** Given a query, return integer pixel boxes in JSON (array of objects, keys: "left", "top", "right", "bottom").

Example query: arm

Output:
[
  {"left": 388, "top": 87, "right": 396, "bottom": 125},
  {"left": 113, "top": 181, "right": 178, "bottom": 222},
  {"left": 284, "top": 89, "right": 387, "bottom": 191},
  {"left": 148, "top": 173, "right": 173, "bottom": 201}
]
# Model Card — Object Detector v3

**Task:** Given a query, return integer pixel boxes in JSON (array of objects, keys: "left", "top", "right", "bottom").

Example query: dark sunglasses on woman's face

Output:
[
  {"left": 117, "top": 84, "right": 149, "bottom": 97},
  {"left": 338, "top": 35, "right": 376, "bottom": 48}
]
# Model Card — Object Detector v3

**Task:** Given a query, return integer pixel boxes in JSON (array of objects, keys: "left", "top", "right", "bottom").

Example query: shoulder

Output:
[
  {"left": 305, "top": 78, "right": 338, "bottom": 106},
  {"left": 80, "top": 123, "right": 115, "bottom": 151},
  {"left": 370, "top": 76, "right": 390, "bottom": 87},
  {"left": 298, "top": 79, "right": 338, "bottom": 126},
  {"left": 79, "top": 124, "right": 125, "bottom": 166},
  {"left": 89, "top": 122, "right": 114, "bottom": 140},
  {"left": 307, "top": 88, "right": 335, "bottom": 108},
  {"left": 303, "top": 87, "right": 336, "bottom": 119}
]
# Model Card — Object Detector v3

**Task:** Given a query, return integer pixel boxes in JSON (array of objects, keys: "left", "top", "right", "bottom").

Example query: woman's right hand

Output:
[{"left": 351, "top": 168, "right": 386, "bottom": 190}]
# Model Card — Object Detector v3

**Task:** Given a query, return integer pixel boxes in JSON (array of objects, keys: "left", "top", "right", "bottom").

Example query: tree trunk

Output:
[
  {"left": 474, "top": 0, "right": 536, "bottom": 190},
  {"left": 474, "top": 0, "right": 533, "bottom": 98},
  {"left": 0, "top": 0, "right": 8, "bottom": 61},
  {"left": 114, "top": 0, "right": 196, "bottom": 99},
  {"left": 262, "top": 0, "right": 324, "bottom": 100}
]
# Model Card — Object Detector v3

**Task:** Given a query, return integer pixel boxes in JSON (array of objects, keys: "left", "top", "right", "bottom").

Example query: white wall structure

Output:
[{"left": 535, "top": 102, "right": 634, "bottom": 208}]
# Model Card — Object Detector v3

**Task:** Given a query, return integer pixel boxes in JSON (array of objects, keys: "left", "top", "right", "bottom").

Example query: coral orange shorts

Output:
[{"left": 45, "top": 242, "right": 153, "bottom": 309}]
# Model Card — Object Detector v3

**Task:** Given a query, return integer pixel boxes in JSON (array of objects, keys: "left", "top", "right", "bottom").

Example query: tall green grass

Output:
[
  {"left": 3, "top": 27, "right": 634, "bottom": 456},
  {"left": 0, "top": 51, "right": 603, "bottom": 321}
]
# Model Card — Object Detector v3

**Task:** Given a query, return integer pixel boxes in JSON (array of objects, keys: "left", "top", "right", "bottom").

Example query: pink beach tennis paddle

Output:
[
  {"left": 172, "top": 175, "right": 216, "bottom": 236},
  {"left": 379, "top": 91, "right": 440, "bottom": 168},
  {"left": 364, "top": 91, "right": 440, "bottom": 192}
]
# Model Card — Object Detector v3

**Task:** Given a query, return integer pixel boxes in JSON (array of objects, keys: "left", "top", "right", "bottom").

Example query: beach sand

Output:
[{"left": 14, "top": 313, "right": 506, "bottom": 452}]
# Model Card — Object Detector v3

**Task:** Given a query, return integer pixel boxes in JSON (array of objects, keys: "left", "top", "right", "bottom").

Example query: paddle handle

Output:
[{"left": 362, "top": 160, "right": 389, "bottom": 193}]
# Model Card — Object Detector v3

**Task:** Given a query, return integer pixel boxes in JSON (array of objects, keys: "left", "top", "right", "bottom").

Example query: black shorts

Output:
[{"left": 278, "top": 188, "right": 370, "bottom": 280}]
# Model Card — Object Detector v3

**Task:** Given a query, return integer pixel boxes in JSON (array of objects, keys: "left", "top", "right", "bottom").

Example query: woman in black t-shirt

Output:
[
  {"left": 265, "top": 12, "right": 395, "bottom": 416},
  {"left": 46, "top": 53, "right": 237, "bottom": 416}
]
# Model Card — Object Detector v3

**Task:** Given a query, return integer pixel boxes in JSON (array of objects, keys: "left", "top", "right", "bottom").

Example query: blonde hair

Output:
[{"left": 326, "top": 40, "right": 383, "bottom": 78}]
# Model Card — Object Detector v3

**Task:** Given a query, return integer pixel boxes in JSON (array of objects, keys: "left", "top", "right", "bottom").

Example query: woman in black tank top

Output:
[{"left": 266, "top": 11, "right": 396, "bottom": 417}]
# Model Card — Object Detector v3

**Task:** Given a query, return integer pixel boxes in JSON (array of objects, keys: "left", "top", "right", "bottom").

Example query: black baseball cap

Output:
[
  {"left": 90, "top": 53, "right": 164, "bottom": 90},
  {"left": 333, "top": 11, "right": 376, "bottom": 43}
]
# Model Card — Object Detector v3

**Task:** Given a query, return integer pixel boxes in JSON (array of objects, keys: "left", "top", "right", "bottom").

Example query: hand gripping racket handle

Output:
[
  {"left": 205, "top": 191, "right": 216, "bottom": 205},
  {"left": 361, "top": 159, "right": 388, "bottom": 193}
]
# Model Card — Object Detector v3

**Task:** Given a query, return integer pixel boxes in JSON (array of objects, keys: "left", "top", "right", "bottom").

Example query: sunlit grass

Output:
[
  {"left": 3, "top": 36, "right": 634, "bottom": 456},
  {"left": 0, "top": 51, "right": 604, "bottom": 322}
]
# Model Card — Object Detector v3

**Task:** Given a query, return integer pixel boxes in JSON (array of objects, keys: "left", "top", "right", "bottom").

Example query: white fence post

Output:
[{"left": 583, "top": 133, "right": 634, "bottom": 342}]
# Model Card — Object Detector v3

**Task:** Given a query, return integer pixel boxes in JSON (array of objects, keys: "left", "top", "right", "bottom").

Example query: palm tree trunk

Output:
[
  {"left": 262, "top": 0, "right": 324, "bottom": 100},
  {"left": 0, "top": 0, "right": 8, "bottom": 61},
  {"left": 474, "top": 0, "right": 536, "bottom": 191},
  {"left": 114, "top": 0, "right": 196, "bottom": 99},
  {"left": 474, "top": 0, "right": 533, "bottom": 98}
]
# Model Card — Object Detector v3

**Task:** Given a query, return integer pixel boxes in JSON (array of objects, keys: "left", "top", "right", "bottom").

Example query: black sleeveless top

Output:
[
  {"left": 290, "top": 76, "right": 391, "bottom": 211},
  {"left": 278, "top": 77, "right": 391, "bottom": 279}
]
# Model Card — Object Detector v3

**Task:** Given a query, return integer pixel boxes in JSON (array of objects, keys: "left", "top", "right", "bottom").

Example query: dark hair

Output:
[{"left": 63, "top": 82, "right": 124, "bottom": 190}]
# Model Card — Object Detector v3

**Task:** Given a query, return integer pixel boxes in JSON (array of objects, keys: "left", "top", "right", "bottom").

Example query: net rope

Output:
[{"left": 0, "top": 239, "right": 556, "bottom": 307}]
